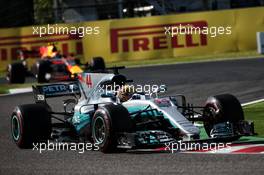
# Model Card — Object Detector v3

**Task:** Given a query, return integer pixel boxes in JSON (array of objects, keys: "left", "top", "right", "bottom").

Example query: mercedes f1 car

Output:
[
  {"left": 11, "top": 67, "right": 255, "bottom": 153},
  {"left": 6, "top": 44, "right": 105, "bottom": 83}
]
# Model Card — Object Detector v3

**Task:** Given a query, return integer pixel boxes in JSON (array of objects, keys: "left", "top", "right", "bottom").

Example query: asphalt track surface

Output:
[{"left": 1, "top": 58, "right": 264, "bottom": 175}]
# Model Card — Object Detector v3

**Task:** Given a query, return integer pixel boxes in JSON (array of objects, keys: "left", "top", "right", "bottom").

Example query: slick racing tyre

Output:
[
  {"left": 35, "top": 60, "right": 51, "bottom": 83},
  {"left": 6, "top": 62, "right": 26, "bottom": 84},
  {"left": 90, "top": 57, "right": 106, "bottom": 71},
  {"left": 92, "top": 104, "right": 132, "bottom": 153},
  {"left": 203, "top": 94, "right": 244, "bottom": 138},
  {"left": 11, "top": 104, "right": 52, "bottom": 148}
]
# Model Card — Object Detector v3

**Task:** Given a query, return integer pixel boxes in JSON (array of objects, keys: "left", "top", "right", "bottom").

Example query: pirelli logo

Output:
[{"left": 110, "top": 21, "right": 208, "bottom": 53}]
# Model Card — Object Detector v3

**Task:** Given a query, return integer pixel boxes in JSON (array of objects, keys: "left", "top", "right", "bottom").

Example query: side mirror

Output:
[
  {"left": 101, "top": 93, "right": 117, "bottom": 101},
  {"left": 63, "top": 99, "right": 77, "bottom": 114},
  {"left": 170, "top": 95, "right": 187, "bottom": 114},
  {"left": 101, "top": 93, "right": 112, "bottom": 98}
]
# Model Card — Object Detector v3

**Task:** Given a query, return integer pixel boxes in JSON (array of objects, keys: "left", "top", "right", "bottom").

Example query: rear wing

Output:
[{"left": 32, "top": 82, "right": 80, "bottom": 103}]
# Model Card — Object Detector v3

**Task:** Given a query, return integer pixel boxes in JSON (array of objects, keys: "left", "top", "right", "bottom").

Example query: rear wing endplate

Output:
[{"left": 32, "top": 82, "right": 80, "bottom": 103}]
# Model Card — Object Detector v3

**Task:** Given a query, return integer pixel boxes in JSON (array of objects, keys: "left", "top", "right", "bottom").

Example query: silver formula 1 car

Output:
[{"left": 11, "top": 67, "right": 255, "bottom": 153}]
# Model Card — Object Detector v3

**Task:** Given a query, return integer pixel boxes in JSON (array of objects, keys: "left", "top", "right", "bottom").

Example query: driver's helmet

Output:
[
  {"left": 117, "top": 85, "right": 134, "bottom": 102},
  {"left": 39, "top": 43, "right": 58, "bottom": 58}
]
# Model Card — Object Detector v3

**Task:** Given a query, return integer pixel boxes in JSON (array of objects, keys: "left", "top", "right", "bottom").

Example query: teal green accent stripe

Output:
[{"left": 72, "top": 112, "right": 91, "bottom": 133}]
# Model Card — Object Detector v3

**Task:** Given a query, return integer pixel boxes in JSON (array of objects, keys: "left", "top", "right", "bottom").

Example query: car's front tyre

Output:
[
  {"left": 203, "top": 94, "right": 244, "bottom": 139},
  {"left": 91, "top": 104, "right": 132, "bottom": 153}
]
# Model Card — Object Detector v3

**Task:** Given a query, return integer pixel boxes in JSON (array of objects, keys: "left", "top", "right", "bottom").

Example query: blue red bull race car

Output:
[{"left": 6, "top": 44, "right": 105, "bottom": 83}]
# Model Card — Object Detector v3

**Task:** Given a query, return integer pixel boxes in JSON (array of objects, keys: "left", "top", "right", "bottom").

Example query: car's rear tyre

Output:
[
  {"left": 203, "top": 94, "right": 244, "bottom": 138},
  {"left": 36, "top": 60, "right": 51, "bottom": 83},
  {"left": 6, "top": 63, "right": 26, "bottom": 84},
  {"left": 90, "top": 57, "right": 105, "bottom": 71},
  {"left": 11, "top": 104, "right": 52, "bottom": 148},
  {"left": 92, "top": 104, "right": 132, "bottom": 153}
]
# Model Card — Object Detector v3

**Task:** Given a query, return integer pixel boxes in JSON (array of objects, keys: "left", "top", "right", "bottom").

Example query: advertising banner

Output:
[{"left": 0, "top": 7, "right": 264, "bottom": 71}]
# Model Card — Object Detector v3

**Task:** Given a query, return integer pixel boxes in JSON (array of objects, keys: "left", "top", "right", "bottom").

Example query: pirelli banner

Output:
[
  {"left": 1, "top": 7, "right": 264, "bottom": 71},
  {"left": 82, "top": 7, "right": 264, "bottom": 62}
]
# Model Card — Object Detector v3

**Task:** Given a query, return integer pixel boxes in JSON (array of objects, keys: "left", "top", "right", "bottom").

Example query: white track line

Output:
[
  {"left": 9, "top": 87, "right": 32, "bottom": 94},
  {"left": 126, "top": 56, "right": 261, "bottom": 69},
  {"left": 0, "top": 87, "right": 33, "bottom": 97},
  {"left": 242, "top": 98, "right": 264, "bottom": 106}
]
